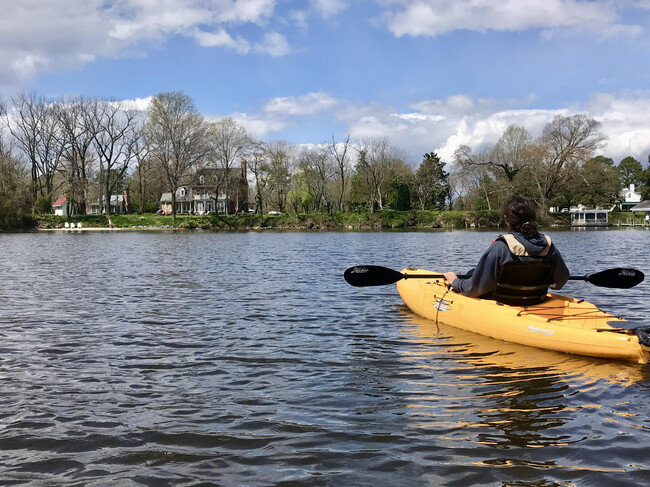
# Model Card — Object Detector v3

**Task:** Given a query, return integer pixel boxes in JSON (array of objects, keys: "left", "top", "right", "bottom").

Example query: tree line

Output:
[
  {"left": 0, "top": 91, "right": 450, "bottom": 226},
  {"left": 1, "top": 91, "right": 648, "bottom": 229},
  {"left": 449, "top": 116, "right": 650, "bottom": 213}
]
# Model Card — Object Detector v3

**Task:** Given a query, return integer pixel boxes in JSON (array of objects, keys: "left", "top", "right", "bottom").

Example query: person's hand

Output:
[{"left": 443, "top": 271, "right": 458, "bottom": 283}]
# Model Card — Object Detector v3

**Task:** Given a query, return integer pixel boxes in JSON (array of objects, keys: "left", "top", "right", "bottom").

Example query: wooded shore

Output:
[
  {"left": 18, "top": 210, "right": 577, "bottom": 231},
  {"left": 8, "top": 209, "right": 650, "bottom": 232}
]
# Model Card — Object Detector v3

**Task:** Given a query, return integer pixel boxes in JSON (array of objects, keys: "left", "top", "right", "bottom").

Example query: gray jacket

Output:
[{"left": 451, "top": 232, "right": 570, "bottom": 298}]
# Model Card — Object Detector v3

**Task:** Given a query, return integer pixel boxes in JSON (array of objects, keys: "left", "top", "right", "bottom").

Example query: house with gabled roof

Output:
[
  {"left": 631, "top": 200, "right": 650, "bottom": 222},
  {"left": 160, "top": 163, "right": 249, "bottom": 215},
  {"left": 88, "top": 186, "right": 130, "bottom": 215},
  {"left": 620, "top": 184, "right": 642, "bottom": 210},
  {"left": 52, "top": 196, "right": 70, "bottom": 216}
]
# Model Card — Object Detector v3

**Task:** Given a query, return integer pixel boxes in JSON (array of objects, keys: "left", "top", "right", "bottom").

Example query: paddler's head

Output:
[{"left": 502, "top": 196, "right": 539, "bottom": 237}]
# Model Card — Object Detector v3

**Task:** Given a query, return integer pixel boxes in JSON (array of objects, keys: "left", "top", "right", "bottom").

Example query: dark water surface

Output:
[{"left": 1, "top": 229, "right": 649, "bottom": 486}]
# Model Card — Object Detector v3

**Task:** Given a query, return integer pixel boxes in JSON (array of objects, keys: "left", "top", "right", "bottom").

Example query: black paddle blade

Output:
[
  {"left": 344, "top": 265, "right": 405, "bottom": 287},
  {"left": 586, "top": 268, "right": 644, "bottom": 289}
]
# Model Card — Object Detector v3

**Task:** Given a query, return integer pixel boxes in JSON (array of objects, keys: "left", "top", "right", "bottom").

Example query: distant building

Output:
[
  {"left": 52, "top": 196, "right": 71, "bottom": 216},
  {"left": 631, "top": 200, "right": 650, "bottom": 219},
  {"left": 88, "top": 186, "right": 130, "bottom": 215},
  {"left": 620, "top": 184, "right": 642, "bottom": 210},
  {"left": 160, "top": 164, "right": 249, "bottom": 215},
  {"left": 570, "top": 208, "right": 610, "bottom": 227}
]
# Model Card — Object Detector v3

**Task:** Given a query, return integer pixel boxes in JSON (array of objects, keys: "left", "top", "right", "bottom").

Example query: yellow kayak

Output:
[{"left": 396, "top": 268, "right": 650, "bottom": 364}]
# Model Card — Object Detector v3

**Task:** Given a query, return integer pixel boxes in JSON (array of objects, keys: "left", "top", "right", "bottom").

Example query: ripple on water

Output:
[{"left": 1, "top": 230, "right": 650, "bottom": 485}]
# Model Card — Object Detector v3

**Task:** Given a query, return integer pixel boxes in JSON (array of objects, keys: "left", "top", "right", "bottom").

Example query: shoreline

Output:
[{"left": 8, "top": 210, "right": 650, "bottom": 232}]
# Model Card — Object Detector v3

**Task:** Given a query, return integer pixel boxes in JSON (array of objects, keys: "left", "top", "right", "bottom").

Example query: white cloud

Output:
[
  {"left": 311, "top": 0, "right": 347, "bottom": 17},
  {"left": 194, "top": 29, "right": 251, "bottom": 54},
  {"left": 382, "top": 93, "right": 650, "bottom": 165},
  {"left": 381, "top": 0, "right": 640, "bottom": 38},
  {"left": 212, "top": 89, "right": 650, "bottom": 168},
  {"left": 586, "top": 92, "right": 650, "bottom": 163},
  {"left": 209, "top": 92, "right": 339, "bottom": 138},
  {"left": 127, "top": 96, "right": 154, "bottom": 112},
  {"left": 263, "top": 92, "right": 338, "bottom": 116},
  {"left": 0, "top": 1, "right": 112, "bottom": 84},
  {"left": 290, "top": 10, "right": 309, "bottom": 29},
  {"left": 250, "top": 91, "right": 649, "bottom": 166},
  {"left": 0, "top": 0, "right": 285, "bottom": 89},
  {"left": 392, "top": 113, "right": 445, "bottom": 122},
  {"left": 220, "top": 112, "right": 290, "bottom": 139},
  {"left": 254, "top": 32, "right": 291, "bottom": 56}
]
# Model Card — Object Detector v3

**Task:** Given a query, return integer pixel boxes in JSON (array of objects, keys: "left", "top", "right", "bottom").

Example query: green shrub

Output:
[{"left": 34, "top": 197, "right": 52, "bottom": 214}]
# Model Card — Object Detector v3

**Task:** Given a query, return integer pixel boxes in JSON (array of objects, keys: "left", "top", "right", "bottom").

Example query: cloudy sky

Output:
[{"left": 2, "top": 0, "right": 650, "bottom": 165}]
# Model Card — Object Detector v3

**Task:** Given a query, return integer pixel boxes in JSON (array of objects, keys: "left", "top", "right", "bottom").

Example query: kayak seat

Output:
[{"left": 493, "top": 261, "right": 553, "bottom": 307}]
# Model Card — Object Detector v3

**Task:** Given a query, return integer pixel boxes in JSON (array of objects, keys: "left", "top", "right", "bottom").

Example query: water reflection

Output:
[
  {"left": 397, "top": 305, "right": 650, "bottom": 477},
  {"left": 399, "top": 306, "right": 646, "bottom": 387}
]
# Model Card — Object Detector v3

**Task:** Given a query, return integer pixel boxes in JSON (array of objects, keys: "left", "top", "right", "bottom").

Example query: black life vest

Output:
[{"left": 492, "top": 234, "right": 553, "bottom": 306}]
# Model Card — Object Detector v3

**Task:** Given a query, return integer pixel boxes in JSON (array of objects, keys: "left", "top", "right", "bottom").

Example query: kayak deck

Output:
[{"left": 396, "top": 268, "right": 650, "bottom": 364}]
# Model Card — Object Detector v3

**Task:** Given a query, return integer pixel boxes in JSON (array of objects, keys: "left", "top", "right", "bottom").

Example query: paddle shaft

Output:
[{"left": 344, "top": 265, "right": 644, "bottom": 288}]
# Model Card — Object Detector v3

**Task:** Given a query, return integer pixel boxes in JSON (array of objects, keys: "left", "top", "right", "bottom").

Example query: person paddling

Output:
[{"left": 443, "top": 196, "right": 569, "bottom": 306}]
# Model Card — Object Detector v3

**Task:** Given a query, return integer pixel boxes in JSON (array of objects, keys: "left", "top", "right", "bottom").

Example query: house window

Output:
[
  {"left": 179, "top": 187, "right": 187, "bottom": 197},
  {"left": 199, "top": 175, "right": 205, "bottom": 185}
]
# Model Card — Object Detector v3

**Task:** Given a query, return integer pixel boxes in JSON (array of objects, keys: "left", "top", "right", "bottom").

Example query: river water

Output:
[{"left": 0, "top": 229, "right": 649, "bottom": 486}]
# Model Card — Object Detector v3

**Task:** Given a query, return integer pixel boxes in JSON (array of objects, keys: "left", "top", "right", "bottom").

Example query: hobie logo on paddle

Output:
[
  {"left": 349, "top": 267, "right": 369, "bottom": 274},
  {"left": 619, "top": 270, "right": 637, "bottom": 277}
]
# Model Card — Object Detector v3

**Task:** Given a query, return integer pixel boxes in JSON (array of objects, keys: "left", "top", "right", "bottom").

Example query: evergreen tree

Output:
[
  {"left": 411, "top": 152, "right": 450, "bottom": 210},
  {"left": 618, "top": 156, "right": 643, "bottom": 188}
]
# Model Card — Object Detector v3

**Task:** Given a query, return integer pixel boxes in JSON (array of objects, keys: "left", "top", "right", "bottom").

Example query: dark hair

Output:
[{"left": 502, "top": 196, "right": 539, "bottom": 238}]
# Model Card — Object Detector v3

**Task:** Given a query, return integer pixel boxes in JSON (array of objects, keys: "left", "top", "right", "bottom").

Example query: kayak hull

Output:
[{"left": 396, "top": 268, "right": 650, "bottom": 364}]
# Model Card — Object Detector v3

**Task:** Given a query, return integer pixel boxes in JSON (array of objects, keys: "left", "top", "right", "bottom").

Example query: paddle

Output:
[
  {"left": 567, "top": 268, "right": 645, "bottom": 289},
  {"left": 344, "top": 265, "right": 644, "bottom": 289},
  {"left": 344, "top": 266, "right": 468, "bottom": 287}
]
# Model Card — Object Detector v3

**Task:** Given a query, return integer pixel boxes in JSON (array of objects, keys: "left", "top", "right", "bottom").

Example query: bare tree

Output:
[
  {"left": 130, "top": 112, "right": 152, "bottom": 213},
  {"left": 6, "top": 92, "right": 64, "bottom": 211},
  {"left": 328, "top": 133, "right": 352, "bottom": 211},
  {"left": 248, "top": 141, "right": 272, "bottom": 216},
  {"left": 266, "top": 141, "right": 294, "bottom": 212},
  {"left": 356, "top": 136, "right": 402, "bottom": 213},
  {"left": 211, "top": 117, "right": 251, "bottom": 214},
  {"left": 296, "top": 145, "right": 333, "bottom": 212},
  {"left": 89, "top": 100, "right": 138, "bottom": 215},
  {"left": 533, "top": 114, "right": 605, "bottom": 210},
  {"left": 1, "top": 102, "right": 30, "bottom": 226},
  {"left": 452, "top": 145, "right": 495, "bottom": 210},
  {"left": 54, "top": 96, "right": 97, "bottom": 215},
  {"left": 489, "top": 125, "right": 533, "bottom": 183},
  {"left": 146, "top": 92, "right": 210, "bottom": 221}
]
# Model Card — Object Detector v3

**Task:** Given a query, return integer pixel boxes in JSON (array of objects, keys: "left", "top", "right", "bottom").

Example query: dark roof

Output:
[{"left": 631, "top": 200, "right": 650, "bottom": 212}]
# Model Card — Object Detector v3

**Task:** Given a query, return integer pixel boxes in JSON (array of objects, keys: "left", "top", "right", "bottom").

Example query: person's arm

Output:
[
  {"left": 447, "top": 242, "right": 506, "bottom": 297},
  {"left": 549, "top": 245, "right": 570, "bottom": 290}
]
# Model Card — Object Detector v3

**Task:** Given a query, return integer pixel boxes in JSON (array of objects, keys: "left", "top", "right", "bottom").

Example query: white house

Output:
[
  {"left": 89, "top": 194, "right": 127, "bottom": 215},
  {"left": 570, "top": 208, "right": 610, "bottom": 227},
  {"left": 52, "top": 196, "right": 71, "bottom": 216},
  {"left": 620, "top": 184, "right": 642, "bottom": 210}
]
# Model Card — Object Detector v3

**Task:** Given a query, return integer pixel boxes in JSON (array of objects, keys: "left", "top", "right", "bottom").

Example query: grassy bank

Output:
[
  {"left": 31, "top": 210, "right": 511, "bottom": 231},
  {"left": 7, "top": 208, "right": 648, "bottom": 232}
]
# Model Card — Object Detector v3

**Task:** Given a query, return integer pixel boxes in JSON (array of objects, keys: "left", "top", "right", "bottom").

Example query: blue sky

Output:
[{"left": 2, "top": 0, "right": 650, "bottom": 165}]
